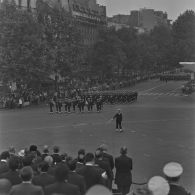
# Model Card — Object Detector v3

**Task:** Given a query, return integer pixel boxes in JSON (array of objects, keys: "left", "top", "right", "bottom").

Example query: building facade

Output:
[{"left": 130, "top": 8, "right": 170, "bottom": 31}]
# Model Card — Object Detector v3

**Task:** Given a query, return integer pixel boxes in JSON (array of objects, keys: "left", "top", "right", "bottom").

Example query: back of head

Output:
[
  {"left": 0, "top": 179, "right": 11, "bottom": 194},
  {"left": 67, "top": 159, "right": 77, "bottom": 171},
  {"left": 95, "top": 149, "right": 103, "bottom": 159},
  {"left": 20, "top": 166, "right": 33, "bottom": 181},
  {"left": 55, "top": 165, "right": 69, "bottom": 182},
  {"left": 39, "top": 161, "right": 49, "bottom": 172},
  {"left": 99, "top": 144, "right": 108, "bottom": 152},
  {"left": 44, "top": 155, "right": 53, "bottom": 166},
  {"left": 53, "top": 146, "right": 60, "bottom": 154},
  {"left": 85, "top": 153, "right": 94, "bottom": 163},
  {"left": 0, "top": 151, "right": 10, "bottom": 160},
  {"left": 9, "top": 157, "right": 20, "bottom": 171},
  {"left": 29, "top": 145, "right": 37, "bottom": 152},
  {"left": 120, "top": 146, "right": 127, "bottom": 155}
]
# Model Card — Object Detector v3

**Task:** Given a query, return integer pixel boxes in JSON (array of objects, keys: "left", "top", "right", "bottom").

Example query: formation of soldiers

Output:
[
  {"left": 160, "top": 74, "right": 191, "bottom": 81},
  {"left": 48, "top": 90, "right": 138, "bottom": 114}
]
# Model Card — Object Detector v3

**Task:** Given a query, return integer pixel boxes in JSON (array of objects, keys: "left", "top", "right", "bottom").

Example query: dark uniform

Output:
[
  {"left": 113, "top": 110, "right": 123, "bottom": 132},
  {"left": 49, "top": 98, "right": 54, "bottom": 113}
]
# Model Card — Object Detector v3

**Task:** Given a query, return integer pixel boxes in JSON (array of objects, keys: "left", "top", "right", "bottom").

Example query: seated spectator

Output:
[
  {"left": 41, "top": 145, "right": 49, "bottom": 160},
  {"left": 51, "top": 146, "right": 62, "bottom": 164},
  {"left": 163, "top": 162, "right": 190, "bottom": 195},
  {"left": 44, "top": 165, "right": 80, "bottom": 195},
  {"left": 67, "top": 160, "right": 86, "bottom": 195},
  {"left": 75, "top": 149, "right": 85, "bottom": 171},
  {"left": 0, "top": 151, "right": 10, "bottom": 175},
  {"left": 0, "top": 157, "right": 22, "bottom": 186},
  {"left": 44, "top": 156, "right": 55, "bottom": 176},
  {"left": 0, "top": 178, "right": 11, "bottom": 195},
  {"left": 9, "top": 166, "right": 44, "bottom": 195},
  {"left": 77, "top": 153, "right": 106, "bottom": 191},
  {"left": 32, "top": 161, "right": 55, "bottom": 188}
]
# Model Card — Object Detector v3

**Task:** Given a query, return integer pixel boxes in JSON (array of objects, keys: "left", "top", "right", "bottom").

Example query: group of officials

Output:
[{"left": 49, "top": 95, "right": 103, "bottom": 114}]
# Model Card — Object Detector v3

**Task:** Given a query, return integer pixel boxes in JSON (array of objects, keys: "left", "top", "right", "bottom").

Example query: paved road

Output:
[{"left": 0, "top": 79, "right": 194, "bottom": 193}]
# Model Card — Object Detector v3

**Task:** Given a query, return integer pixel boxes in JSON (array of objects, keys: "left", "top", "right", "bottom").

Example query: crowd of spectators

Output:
[{"left": 0, "top": 144, "right": 190, "bottom": 195}]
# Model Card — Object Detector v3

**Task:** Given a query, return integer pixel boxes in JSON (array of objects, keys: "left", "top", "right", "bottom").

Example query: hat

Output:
[
  {"left": 148, "top": 176, "right": 170, "bottom": 195},
  {"left": 163, "top": 162, "right": 183, "bottom": 178},
  {"left": 18, "top": 149, "right": 25, "bottom": 157}
]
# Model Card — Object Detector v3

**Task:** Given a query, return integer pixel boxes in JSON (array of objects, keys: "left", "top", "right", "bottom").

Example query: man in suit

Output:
[
  {"left": 112, "top": 108, "right": 123, "bottom": 132},
  {"left": 115, "top": 146, "right": 133, "bottom": 195},
  {"left": 9, "top": 166, "right": 44, "bottom": 195},
  {"left": 95, "top": 149, "right": 113, "bottom": 189},
  {"left": 77, "top": 153, "right": 106, "bottom": 191},
  {"left": 32, "top": 161, "right": 55, "bottom": 188},
  {"left": 0, "top": 151, "right": 10, "bottom": 175},
  {"left": 51, "top": 146, "right": 62, "bottom": 164},
  {"left": 163, "top": 162, "right": 190, "bottom": 195},
  {"left": 67, "top": 160, "right": 86, "bottom": 195},
  {"left": 44, "top": 164, "right": 80, "bottom": 195},
  {"left": 0, "top": 156, "right": 22, "bottom": 186}
]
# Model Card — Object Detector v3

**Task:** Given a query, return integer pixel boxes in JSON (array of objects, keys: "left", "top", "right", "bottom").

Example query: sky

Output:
[{"left": 97, "top": 0, "right": 195, "bottom": 21}]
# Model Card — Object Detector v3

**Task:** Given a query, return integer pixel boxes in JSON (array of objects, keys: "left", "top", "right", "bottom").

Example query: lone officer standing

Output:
[{"left": 112, "top": 109, "right": 123, "bottom": 132}]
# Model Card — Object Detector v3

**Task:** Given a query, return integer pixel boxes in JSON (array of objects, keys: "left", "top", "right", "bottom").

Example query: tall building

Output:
[{"left": 130, "top": 8, "right": 170, "bottom": 31}]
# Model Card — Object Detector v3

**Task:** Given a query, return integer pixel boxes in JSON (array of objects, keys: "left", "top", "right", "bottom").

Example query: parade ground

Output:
[{"left": 0, "top": 80, "right": 195, "bottom": 193}]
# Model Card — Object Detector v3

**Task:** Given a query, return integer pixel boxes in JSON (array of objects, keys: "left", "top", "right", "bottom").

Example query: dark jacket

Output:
[
  {"left": 9, "top": 182, "right": 44, "bottom": 195},
  {"left": 113, "top": 113, "right": 122, "bottom": 122},
  {"left": 44, "top": 181, "right": 80, "bottom": 195},
  {"left": 169, "top": 183, "right": 190, "bottom": 195},
  {"left": 68, "top": 171, "right": 86, "bottom": 195},
  {"left": 102, "top": 152, "right": 114, "bottom": 170},
  {"left": 0, "top": 161, "right": 9, "bottom": 175},
  {"left": 77, "top": 164, "right": 105, "bottom": 190},
  {"left": 32, "top": 172, "right": 56, "bottom": 188},
  {"left": 0, "top": 170, "right": 22, "bottom": 185},
  {"left": 115, "top": 155, "right": 132, "bottom": 185}
]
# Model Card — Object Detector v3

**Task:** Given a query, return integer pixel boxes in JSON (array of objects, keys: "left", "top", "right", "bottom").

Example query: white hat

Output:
[
  {"left": 163, "top": 162, "right": 183, "bottom": 178},
  {"left": 148, "top": 176, "right": 170, "bottom": 195},
  {"left": 18, "top": 149, "right": 25, "bottom": 157}
]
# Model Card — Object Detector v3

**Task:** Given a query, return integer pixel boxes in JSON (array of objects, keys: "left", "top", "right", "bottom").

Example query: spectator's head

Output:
[
  {"left": 0, "top": 179, "right": 11, "bottom": 195},
  {"left": 95, "top": 149, "right": 103, "bottom": 159},
  {"left": 99, "top": 144, "right": 108, "bottom": 152},
  {"left": 22, "top": 155, "right": 33, "bottom": 166},
  {"left": 0, "top": 151, "right": 10, "bottom": 160},
  {"left": 120, "top": 146, "right": 127, "bottom": 155},
  {"left": 43, "top": 145, "right": 49, "bottom": 154},
  {"left": 29, "top": 145, "right": 37, "bottom": 152},
  {"left": 9, "top": 157, "right": 20, "bottom": 171},
  {"left": 148, "top": 176, "right": 170, "bottom": 195},
  {"left": 78, "top": 149, "right": 85, "bottom": 162},
  {"left": 53, "top": 146, "right": 60, "bottom": 154},
  {"left": 38, "top": 161, "right": 49, "bottom": 172},
  {"left": 163, "top": 162, "right": 183, "bottom": 183},
  {"left": 67, "top": 159, "right": 77, "bottom": 171},
  {"left": 55, "top": 165, "right": 69, "bottom": 182},
  {"left": 44, "top": 155, "right": 53, "bottom": 166},
  {"left": 20, "top": 166, "right": 33, "bottom": 181},
  {"left": 85, "top": 153, "right": 94, "bottom": 163}
]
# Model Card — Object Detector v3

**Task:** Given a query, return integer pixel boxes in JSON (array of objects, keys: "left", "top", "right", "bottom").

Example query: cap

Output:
[
  {"left": 148, "top": 176, "right": 170, "bottom": 195},
  {"left": 163, "top": 162, "right": 183, "bottom": 178}
]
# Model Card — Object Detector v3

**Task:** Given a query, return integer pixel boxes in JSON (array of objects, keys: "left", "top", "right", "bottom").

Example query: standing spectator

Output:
[
  {"left": 44, "top": 165, "right": 80, "bottom": 195},
  {"left": 0, "top": 157, "right": 22, "bottom": 186},
  {"left": 67, "top": 160, "right": 86, "bottom": 195},
  {"left": 9, "top": 166, "right": 44, "bottom": 195},
  {"left": 41, "top": 145, "right": 49, "bottom": 160},
  {"left": 32, "top": 162, "right": 55, "bottom": 188},
  {"left": 99, "top": 144, "right": 114, "bottom": 171},
  {"left": 77, "top": 153, "right": 105, "bottom": 191},
  {"left": 95, "top": 149, "right": 113, "bottom": 189},
  {"left": 0, "top": 179, "right": 11, "bottom": 195},
  {"left": 115, "top": 146, "right": 133, "bottom": 195},
  {"left": 0, "top": 151, "right": 10, "bottom": 175},
  {"left": 51, "top": 146, "right": 62, "bottom": 164},
  {"left": 44, "top": 156, "right": 55, "bottom": 176},
  {"left": 163, "top": 162, "right": 190, "bottom": 195}
]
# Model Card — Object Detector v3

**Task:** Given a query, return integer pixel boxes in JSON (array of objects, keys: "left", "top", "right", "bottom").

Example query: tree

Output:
[{"left": 172, "top": 10, "right": 195, "bottom": 63}]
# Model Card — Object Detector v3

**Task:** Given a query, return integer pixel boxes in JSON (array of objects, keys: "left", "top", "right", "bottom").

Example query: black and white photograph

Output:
[{"left": 0, "top": 0, "right": 195, "bottom": 194}]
